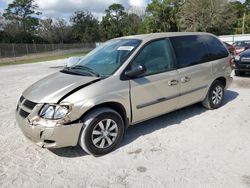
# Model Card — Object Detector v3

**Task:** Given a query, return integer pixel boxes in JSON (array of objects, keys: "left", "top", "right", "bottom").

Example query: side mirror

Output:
[{"left": 125, "top": 65, "right": 146, "bottom": 78}]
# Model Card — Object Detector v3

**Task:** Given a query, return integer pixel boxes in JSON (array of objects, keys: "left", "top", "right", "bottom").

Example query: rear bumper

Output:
[
  {"left": 16, "top": 111, "right": 83, "bottom": 148},
  {"left": 225, "top": 75, "right": 233, "bottom": 89}
]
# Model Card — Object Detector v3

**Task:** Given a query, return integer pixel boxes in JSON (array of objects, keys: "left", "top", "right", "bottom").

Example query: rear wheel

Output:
[
  {"left": 79, "top": 108, "right": 125, "bottom": 156},
  {"left": 202, "top": 80, "right": 224, "bottom": 110}
]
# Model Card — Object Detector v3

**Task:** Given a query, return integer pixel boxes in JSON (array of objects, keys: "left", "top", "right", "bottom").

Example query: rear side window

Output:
[
  {"left": 170, "top": 35, "right": 210, "bottom": 69},
  {"left": 201, "top": 35, "right": 229, "bottom": 61}
]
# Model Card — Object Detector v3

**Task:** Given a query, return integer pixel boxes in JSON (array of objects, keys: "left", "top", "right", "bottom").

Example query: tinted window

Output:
[
  {"left": 131, "top": 39, "right": 175, "bottom": 76},
  {"left": 202, "top": 35, "right": 229, "bottom": 61},
  {"left": 234, "top": 41, "right": 250, "bottom": 47},
  {"left": 170, "top": 35, "right": 210, "bottom": 68}
]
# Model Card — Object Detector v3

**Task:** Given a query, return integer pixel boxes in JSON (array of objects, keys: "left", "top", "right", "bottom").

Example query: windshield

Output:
[
  {"left": 234, "top": 41, "right": 250, "bottom": 48},
  {"left": 63, "top": 39, "right": 141, "bottom": 77}
]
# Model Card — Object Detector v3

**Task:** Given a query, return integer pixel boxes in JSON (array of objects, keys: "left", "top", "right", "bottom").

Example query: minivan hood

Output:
[{"left": 22, "top": 72, "right": 100, "bottom": 103}]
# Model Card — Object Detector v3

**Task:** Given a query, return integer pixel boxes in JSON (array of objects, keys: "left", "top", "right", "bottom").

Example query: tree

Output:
[
  {"left": 53, "top": 18, "right": 72, "bottom": 43},
  {"left": 38, "top": 18, "right": 54, "bottom": 43},
  {"left": 101, "top": 4, "right": 127, "bottom": 39},
  {"left": 179, "top": 0, "right": 236, "bottom": 35},
  {"left": 3, "top": 0, "right": 41, "bottom": 32},
  {"left": 0, "top": 13, "right": 5, "bottom": 31},
  {"left": 241, "top": 0, "right": 250, "bottom": 34},
  {"left": 142, "top": 0, "right": 183, "bottom": 33},
  {"left": 38, "top": 18, "right": 72, "bottom": 43},
  {"left": 70, "top": 11, "right": 100, "bottom": 42},
  {"left": 123, "top": 13, "right": 142, "bottom": 36}
]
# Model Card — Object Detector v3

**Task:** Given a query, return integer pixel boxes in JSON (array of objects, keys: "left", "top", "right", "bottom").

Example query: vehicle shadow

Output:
[
  {"left": 121, "top": 90, "right": 238, "bottom": 148},
  {"left": 49, "top": 90, "right": 238, "bottom": 158},
  {"left": 49, "top": 145, "right": 88, "bottom": 158}
]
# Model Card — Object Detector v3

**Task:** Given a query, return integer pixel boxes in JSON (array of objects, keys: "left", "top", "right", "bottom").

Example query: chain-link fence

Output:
[{"left": 0, "top": 43, "right": 96, "bottom": 58}]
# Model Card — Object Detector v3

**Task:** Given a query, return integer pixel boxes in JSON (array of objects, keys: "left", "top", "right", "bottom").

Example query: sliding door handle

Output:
[
  {"left": 181, "top": 76, "right": 191, "bottom": 83},
  {"left": 168, "top": 80, "right": 179, "bottom": 86}
]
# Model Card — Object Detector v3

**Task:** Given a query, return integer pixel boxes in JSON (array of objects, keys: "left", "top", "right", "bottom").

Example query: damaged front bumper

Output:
[{"left": 16, "top": 100, "right": 83, "bottom": 148}]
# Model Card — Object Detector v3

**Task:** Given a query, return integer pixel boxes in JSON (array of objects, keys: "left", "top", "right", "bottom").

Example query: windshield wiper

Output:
[{"left": 64, "top": 65, "right": 100, "bottom": 77}]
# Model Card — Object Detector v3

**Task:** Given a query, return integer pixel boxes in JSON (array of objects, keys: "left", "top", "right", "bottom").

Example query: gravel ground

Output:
[{"left": 0, "top": 60, "right": 250, "bottom": 188}]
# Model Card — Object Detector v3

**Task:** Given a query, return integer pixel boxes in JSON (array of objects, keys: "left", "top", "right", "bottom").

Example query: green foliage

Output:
[
  {"left": 0, "top": 31, "right": 14, "bottom": 43},
  {"left": 142, "top": 0, "right": 184, "bottom": 33},
  {"left": 101, "top": 4, "right": 127, "bottom": 39},
  {"left": 3, "top": 0, "right": 41, "bottom": 32},
  {"left": 38, "top": 18, "right": 72, "bottom": 43},
  {"left": 70, "top": 11, "right": 100, "bottom": 42},
  {"left": 179, "top": 0, "right": 236, "bottom": 35},
  {"left": 1, "top": 0, "right": 250, "bottom": 44},
  {"left": 123, "top": 13, "right": 142, "bottom": 36}
]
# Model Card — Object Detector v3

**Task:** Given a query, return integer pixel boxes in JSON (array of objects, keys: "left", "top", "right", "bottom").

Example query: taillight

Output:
[
  {"left": 235, "top": 48, "right": 245, "bottom": 55},
  {"left": 229, "top": 56, "right": 234, "bottom": 68}
]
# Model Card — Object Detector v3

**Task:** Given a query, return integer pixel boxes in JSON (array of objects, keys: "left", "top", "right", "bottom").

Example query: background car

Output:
[
  {"left": 234, "top": 49, "right": 250, "bottom": 76},
  {"left": 224, "top": 42, "right": 235, "bottom": 55},
  {"left": 233, "top": 40, "right": 250, "bottom": 55}
]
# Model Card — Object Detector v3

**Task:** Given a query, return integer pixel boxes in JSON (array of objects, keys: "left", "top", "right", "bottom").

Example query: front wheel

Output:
[
  {"left": 202, "top": 80, "right": 224, "bottom": 110},
  {"left": 79, "top": 108, "right": 125, "bottom": 156}
]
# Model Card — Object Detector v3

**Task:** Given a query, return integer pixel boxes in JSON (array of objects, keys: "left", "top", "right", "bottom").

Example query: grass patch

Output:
[{"left": 0, "top": 52, "right": 86, "bottom": 67}]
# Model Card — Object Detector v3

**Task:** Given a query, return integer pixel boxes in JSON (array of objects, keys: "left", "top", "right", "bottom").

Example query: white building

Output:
[{"left": 219, "top": 34, "right": 250, "bottom": 44}]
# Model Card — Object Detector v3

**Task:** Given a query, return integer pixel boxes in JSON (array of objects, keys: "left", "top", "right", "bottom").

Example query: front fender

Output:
[{"left": 60, "top": 76, "right": 131, "bottom": 123}]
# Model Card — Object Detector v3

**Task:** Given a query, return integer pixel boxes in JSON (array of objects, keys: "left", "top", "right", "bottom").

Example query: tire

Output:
[
  {"left": 202, "top": 80, "right": 224, "bottom": 110},
  {"left": 235, "top": 70, "right": 242, "bottom": 76},
  {"left": 79, "top": 107, "right": 125, "bottom": 156}
]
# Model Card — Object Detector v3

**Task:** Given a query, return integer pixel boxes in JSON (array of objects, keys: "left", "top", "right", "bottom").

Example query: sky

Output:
[
  {"left": 0, "top": 0, "right": 246, "bottom": 21},
  {"left": 0, "top": 0, "right": 148, "bottom": 20}
]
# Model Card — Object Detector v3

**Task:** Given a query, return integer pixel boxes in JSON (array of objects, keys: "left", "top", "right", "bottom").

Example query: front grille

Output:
[
  {"left": 19, "top": 109, "right": 29, "bottom": 118},
  {"left": 17, "top": 96, "right": 37, "bottom": 119},
  {"left": 19, "top": 96, "right": 25, "bottom": 103},
  {"left": 239, "top": 62, "right": 250, "bottom": 66},
  {"left": 23, "top": 99, "right": 37, "bottom": 110},
  {"left": 241, "top": 58, "right": 250, "bottom": 63}
]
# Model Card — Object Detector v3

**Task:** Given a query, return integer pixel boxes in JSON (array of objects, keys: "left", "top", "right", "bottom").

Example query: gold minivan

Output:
[{"left": 16, "top": 33, "right": 233, "bottom": 156}]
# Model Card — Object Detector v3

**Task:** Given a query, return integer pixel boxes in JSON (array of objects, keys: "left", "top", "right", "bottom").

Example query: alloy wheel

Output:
[
  {"left": 212, "top": 85, "right": 223, "bottom": 105},
  {"left": 91, "top": 119, "right": 118, "bottom": 149}
]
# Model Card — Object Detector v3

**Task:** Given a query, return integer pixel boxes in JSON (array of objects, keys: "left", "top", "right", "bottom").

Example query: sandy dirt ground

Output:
[{"left": 0, "top": 60, "right": 250, "bottom": 188}]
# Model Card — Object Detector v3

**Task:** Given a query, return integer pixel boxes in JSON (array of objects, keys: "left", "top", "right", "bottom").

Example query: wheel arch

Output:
[
  {"left": 80, "top": 102, "right": 129, "bottom": 128},
  {"left": 214, "top": 76, "right": 226, "bottom": 88}
]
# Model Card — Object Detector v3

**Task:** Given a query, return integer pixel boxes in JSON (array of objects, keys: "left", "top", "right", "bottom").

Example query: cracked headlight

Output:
[{"left": 39, "top": 104, "right": 71, "bottom": 120}]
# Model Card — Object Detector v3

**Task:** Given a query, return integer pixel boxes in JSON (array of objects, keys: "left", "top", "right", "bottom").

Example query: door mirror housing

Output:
[{"left": 125, "top": 65, "right": 146, "bottom": 78}]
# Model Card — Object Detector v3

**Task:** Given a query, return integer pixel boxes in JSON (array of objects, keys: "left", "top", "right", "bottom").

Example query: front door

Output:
[{"left": 128, "top": 39, "right": 180, "bottom": 123}]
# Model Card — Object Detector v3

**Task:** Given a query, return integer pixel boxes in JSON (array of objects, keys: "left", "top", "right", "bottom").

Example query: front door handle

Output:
[
  {"left": 181, "top": 76, "right": 191, "bottom": 83},
  {"left": 168, "top": 80, "right": 179, "bottom": 86}
]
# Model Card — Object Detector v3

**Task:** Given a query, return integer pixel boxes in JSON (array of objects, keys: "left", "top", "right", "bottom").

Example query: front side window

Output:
[
  {"left": 130, "top": 39, "right": 175, "bottom": 76},
  {"left": 63, "top": 39, "right": 141, "bottom": 77},
  {"left": 170, "top": 35, "right": 210, "bottom": 68}
]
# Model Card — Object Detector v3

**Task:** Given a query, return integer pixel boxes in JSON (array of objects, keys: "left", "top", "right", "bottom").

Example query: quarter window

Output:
[
  {"left": 201, "top": 35, "right": 229, "bottom": 61},
  {"left": 131, "top": 39, "right": 175, "bottom": 76},
  {"left": 170, "top": 35, "right": 210, "bottom": 68}
]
